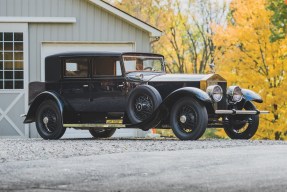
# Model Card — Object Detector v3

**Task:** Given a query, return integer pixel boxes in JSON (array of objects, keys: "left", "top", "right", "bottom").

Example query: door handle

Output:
[
  {"left": 83, "top": 85, "right": 89, "bottom": 88},
  {"left": 118, "top": 84, "right": 124, "bottom": 88}
]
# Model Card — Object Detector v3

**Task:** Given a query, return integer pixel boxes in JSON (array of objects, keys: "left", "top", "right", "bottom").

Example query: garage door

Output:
[
  {"left": 41, "top": 42, "right": 145, "bottom": 138},
  {"left": 0, "top": 23, "right": 29, "bottom": 138}
]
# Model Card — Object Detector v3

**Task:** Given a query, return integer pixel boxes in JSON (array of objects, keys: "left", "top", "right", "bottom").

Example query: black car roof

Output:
[{"left": 46, "top": 52, "right": 164, "bottom": 58}]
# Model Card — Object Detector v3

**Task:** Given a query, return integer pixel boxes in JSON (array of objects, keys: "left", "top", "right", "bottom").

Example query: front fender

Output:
[
  {"left": 23, "top": 91, "right": 73, "bottom": 123},
  {"left": 163, "top": 87, "right": 212, "bottom": 106},
  {"left": 242, "top": 89, "right": 263, "bottom": 103}
]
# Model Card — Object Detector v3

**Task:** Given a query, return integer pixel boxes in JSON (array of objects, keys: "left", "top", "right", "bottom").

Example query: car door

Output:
[
  {"left": 60, "top": 57, "right": 91, "bottom": 112},
  {"left": 90, "top": 56, "right": 126, "bottom": 112}
]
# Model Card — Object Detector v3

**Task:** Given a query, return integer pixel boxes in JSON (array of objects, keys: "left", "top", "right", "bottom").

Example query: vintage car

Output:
[{"left": 23, "top": 52, "right": 268, "bottom": 140}]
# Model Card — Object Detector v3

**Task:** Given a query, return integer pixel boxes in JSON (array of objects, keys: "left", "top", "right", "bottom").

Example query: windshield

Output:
[{"left": 123, "top": 55, "right": 164, "bottom": 73}]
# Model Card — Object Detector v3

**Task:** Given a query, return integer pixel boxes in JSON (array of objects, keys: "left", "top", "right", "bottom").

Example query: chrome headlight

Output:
[
  {"left": 227, "top": 86, "right": 243, "bottom": 102},
  {"left": 206, "top": 85, "right": 223, "bottom": 102}
]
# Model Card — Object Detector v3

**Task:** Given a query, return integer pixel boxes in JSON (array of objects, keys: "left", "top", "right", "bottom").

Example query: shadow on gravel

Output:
[{"left": 59, "top": 137, "right": 180, "bottom": 141}]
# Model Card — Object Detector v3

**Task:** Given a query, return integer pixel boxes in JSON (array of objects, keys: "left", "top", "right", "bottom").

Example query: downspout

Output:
[{"left": 150, "top": 36, "right": 160, "bottom": 52}]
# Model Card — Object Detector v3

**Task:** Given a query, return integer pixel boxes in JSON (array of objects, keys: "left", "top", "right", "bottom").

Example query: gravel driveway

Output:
[
  {"left": 1, "top": 138, "right": 286, "bottom": 163},
  {"left": 1, "top": 138, "right": 287, "bottom": 192}
]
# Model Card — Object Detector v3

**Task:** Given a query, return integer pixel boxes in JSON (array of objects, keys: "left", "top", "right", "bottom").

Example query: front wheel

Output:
[
  {"left": 89, "top": 128, "right": 116, "bottom": 138},
  {"left": 170, "top": 97, "right": 208, "bottom": 140},
  {"left": 35, "top": 100, "right": 66, "bottom": 140},
  {"left": 224, "top": 101, "right": 259, "bottom": 139}
]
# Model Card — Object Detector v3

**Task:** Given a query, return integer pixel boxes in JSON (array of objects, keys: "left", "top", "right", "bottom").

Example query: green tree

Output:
[{"left": 268, "top": 0, "right": 287, "bottom": 42}]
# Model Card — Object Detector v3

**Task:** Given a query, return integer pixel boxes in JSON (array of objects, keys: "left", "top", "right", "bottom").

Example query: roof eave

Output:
[{"left": 88, "top": 0, "right": 162, "bottom": 37}]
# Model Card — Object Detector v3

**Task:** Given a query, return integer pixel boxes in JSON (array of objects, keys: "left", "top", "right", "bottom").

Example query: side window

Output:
[
  {"left": 0, "top": 32, "right": 24, "bottom": 89},
  {"left": 64, "top": 58, "right": 89, "bottom": 78},
  {"left": 92, "top": 57, "right": 122, "bottom": 77}
]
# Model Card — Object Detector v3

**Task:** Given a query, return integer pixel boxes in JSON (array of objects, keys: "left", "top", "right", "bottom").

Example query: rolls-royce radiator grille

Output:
[{"left": 217, "top": 82, "right": 227, "bottom": 110}]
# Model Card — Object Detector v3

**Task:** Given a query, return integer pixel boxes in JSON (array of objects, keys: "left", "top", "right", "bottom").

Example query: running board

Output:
[
  {"left": 215, "top": 110, "right": 269, "bottom": 115},
  {"left": 63, "top": 124, "right": 126, "bottom": 128}
]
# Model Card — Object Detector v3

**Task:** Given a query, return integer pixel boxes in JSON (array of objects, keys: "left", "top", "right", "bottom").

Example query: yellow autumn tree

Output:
[
  {"left": 109, "top": 0, "right": 190, "bottom": 73},
  {"left": 214, "top": 0, "right": 287, "bottom": 139},
  {"left": 106, "top": 0, "right": 229, "bottom": 74}
]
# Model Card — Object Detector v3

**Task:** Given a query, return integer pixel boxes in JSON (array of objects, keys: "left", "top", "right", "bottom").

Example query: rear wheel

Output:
[
  {"left": 35, "top": 100, "right": 66, "bottom": 140},
  {"left": 89, "top": 128, "right": 116, "bottom": 138},
  {"left": 170, "top": 97, "right": 208, "bottom": 140},
  {"left": 224, "top": 101, "right": 259, "bottom": 139}
]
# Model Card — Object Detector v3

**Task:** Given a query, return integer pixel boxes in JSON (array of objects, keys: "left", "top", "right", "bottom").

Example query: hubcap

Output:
[
  {"left": 134, "top": 94, "right": 154, "bottom": 121},
  {"left": 41, "top": 108, "right": 58, "bottom": 133},
  {"left": 136, "top": 103, "right": 143, "bottom": 111},
  {"left": 43, "top": 117, "right": 49, "bottom": 124},
  {"left": 176, "top": 105, "right": 197, "bottom": 133},
  {"left": 180, "top": 115, "right": 187, "bottom": 123}
]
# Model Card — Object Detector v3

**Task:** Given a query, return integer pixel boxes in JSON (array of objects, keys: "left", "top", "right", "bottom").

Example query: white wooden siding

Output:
[{"left": 0, "top": 0, "right": 151, "bottom": 138}]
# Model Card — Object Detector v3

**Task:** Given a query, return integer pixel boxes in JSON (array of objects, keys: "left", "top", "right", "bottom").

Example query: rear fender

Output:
[
  {"left": 23, "top": 91, "right": 73, "bottom": 123},
  {"left": 242, "top": 89, "right": 263, "bottom": 103}
]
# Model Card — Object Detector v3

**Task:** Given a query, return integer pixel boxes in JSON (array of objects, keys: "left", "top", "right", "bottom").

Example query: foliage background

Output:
[{"left": 106, "top": 0, "right": 287, "bottom": 140}]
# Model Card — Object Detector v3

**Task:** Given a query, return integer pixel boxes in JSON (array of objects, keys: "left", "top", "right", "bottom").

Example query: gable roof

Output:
[{"left": 87, "top": 0, "right": 162, "bottom": 37}]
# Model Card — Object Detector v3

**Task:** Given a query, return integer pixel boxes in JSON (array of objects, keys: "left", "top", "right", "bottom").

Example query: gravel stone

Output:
[{"left": 1, "top": 138, "right": 286, "bottom": 163}]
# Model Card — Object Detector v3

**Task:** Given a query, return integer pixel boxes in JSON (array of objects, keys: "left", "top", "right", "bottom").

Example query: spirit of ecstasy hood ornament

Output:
[{"left": 209, "top": 62, "right": 215, "bottom": 74}]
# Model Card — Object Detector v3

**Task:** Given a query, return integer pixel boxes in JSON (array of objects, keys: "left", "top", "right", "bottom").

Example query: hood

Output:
[
  {"left": 148, "top": 74, "right": 215, "bottom": 82},
  {"left": 126, "top": 72, "right": 225, "bottom": 82}
]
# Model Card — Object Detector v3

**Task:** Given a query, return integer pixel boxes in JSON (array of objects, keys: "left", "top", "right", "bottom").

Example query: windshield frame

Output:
[{"left": 122, "top": 54, "right": 165, "bottom": 74}]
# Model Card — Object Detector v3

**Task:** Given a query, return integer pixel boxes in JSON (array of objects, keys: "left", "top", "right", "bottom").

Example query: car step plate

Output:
[{"left": 63, "top": 123, "right": 126, "bottom": 128}]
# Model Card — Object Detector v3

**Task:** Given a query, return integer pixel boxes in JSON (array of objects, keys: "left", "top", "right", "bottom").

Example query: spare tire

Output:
[{"left": 127, "top": 85, "right": 162, "bottom": 124}]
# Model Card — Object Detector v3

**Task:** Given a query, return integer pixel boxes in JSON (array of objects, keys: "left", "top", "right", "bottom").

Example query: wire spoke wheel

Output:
[
  {"left": 133, "top": 94, "right": 154, "bottom": 121},
  {"left": 40, "top": 108, "right": 58, "bottom": 133},
  {"left": 127, "top": 85, "right": 162, "bottom": 124},
  {"left": 170, "top": 97, "right": 207, "bottom": 140},
  {"left": 35, "top": 100, "right": 66, "bottom": 140},
  {"left": 176, "top": 105, "right": 197, "bottom": 133},
  {"left": 224, "top": 101, "right": 259, "bottom": 140}
]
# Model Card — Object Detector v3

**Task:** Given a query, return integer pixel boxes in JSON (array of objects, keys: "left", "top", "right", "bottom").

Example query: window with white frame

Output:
[{"left": 0, "top": 32, "right": 24, "bottom": 89}]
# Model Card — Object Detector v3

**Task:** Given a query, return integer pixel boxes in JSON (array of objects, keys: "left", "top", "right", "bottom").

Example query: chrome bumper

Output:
[{"left": 215, "top": 110, "right": 269, "bottom": 115}]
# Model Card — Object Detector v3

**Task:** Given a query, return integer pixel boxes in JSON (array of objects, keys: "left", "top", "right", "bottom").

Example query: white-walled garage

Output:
[{"left": 0, "top": 0, "right": 161, "bottom": 138}]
